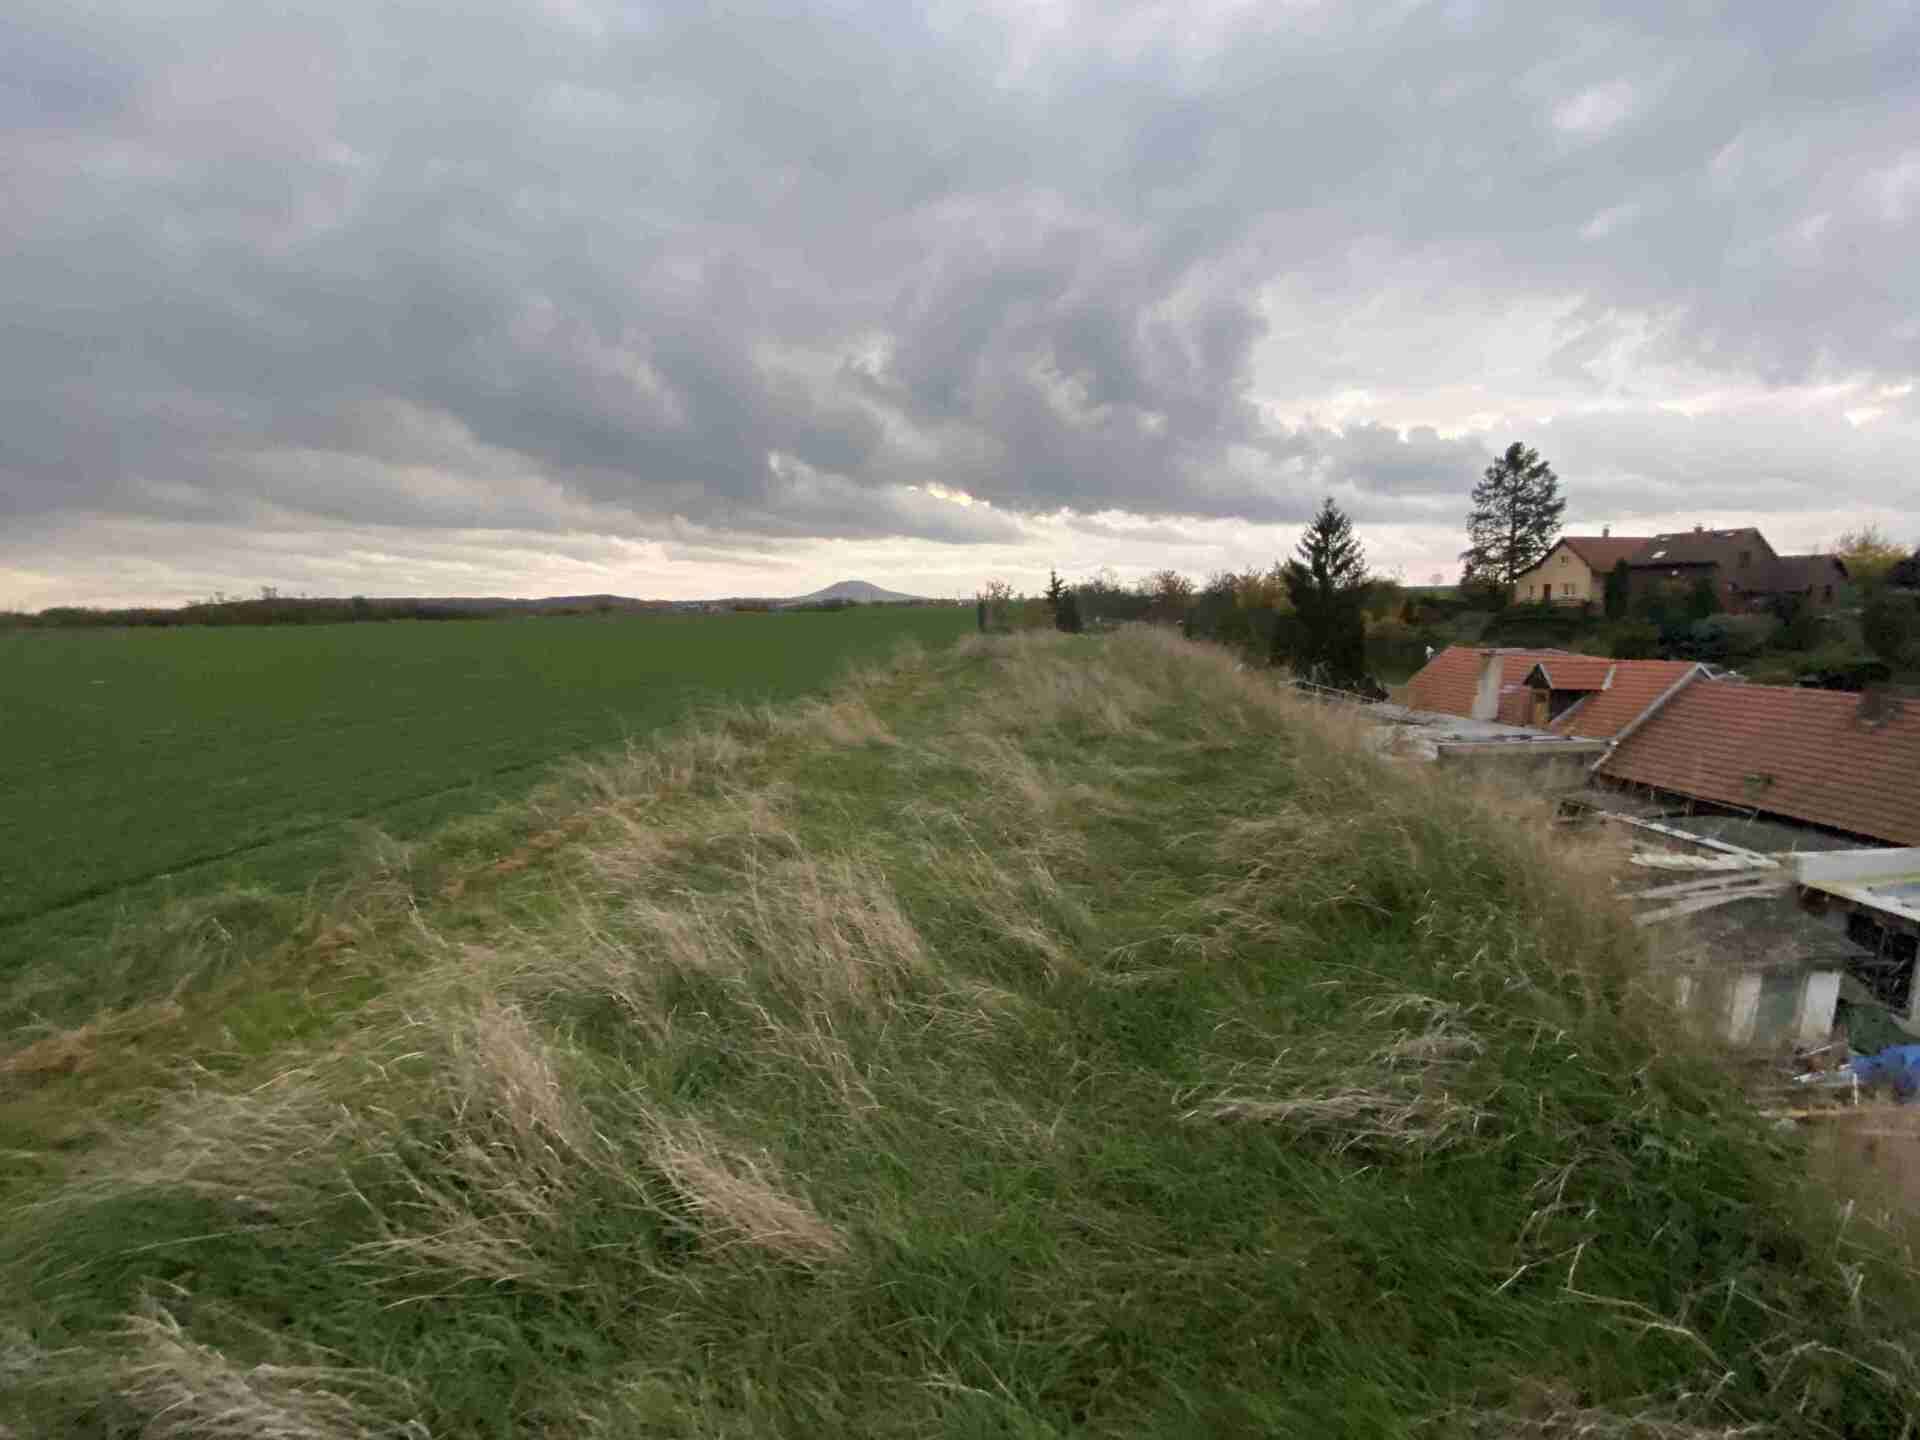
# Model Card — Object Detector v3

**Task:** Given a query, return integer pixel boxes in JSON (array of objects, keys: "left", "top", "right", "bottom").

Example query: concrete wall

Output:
[
  {"left": 1690, "top": 966, "right": 1841, "bottom": 1047},
  {"left": 1432, "top": 739, "right": 1609, "bottom": 788},
  {"left": 1801, "top": 970, "right": 1842, "bottom": 1045}
]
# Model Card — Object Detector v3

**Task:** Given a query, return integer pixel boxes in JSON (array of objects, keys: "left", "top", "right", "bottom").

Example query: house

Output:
[
  {"left": 1512, "top": 531, "right": 1651, "bottom": 606},
  {"left": 1765, "top": 553, "right": 1849, "bottom": 609},
  {"left": 1623, "top": 527, "right": 1846, "bottom": 615},
  {"left": 1519, "top": 657, "right": 1708, "bottom": 739},
  {"left": 1597, "top": 679, "right": 1920, "bottom": 846}
]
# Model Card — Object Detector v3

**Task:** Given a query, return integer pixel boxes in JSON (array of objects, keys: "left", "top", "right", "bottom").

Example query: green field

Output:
[{"left": 0, "top": 607, "right": 970, "bottom": 983}]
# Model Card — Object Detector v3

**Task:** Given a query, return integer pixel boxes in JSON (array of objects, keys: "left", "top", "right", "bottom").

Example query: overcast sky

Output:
[{"left": 4, "top": 0, "right": 1916, "bottom": 607}]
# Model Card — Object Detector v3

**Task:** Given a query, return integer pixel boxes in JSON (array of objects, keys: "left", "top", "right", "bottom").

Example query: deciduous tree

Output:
[
  {"left": 1141, "top": 569, "right": 1195, "bottom": 624},
  {"left": 1834, "top": 524, "right": 1911, "bottom": 590},
  {"left": 1863, "top": 593, "right": 1919, "bottom": 668}
]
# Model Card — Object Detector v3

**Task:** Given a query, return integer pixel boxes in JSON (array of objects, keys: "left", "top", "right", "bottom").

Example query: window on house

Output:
[
  {"left": 1823, "top": 584, "right": 1834, "bottom": 601},
  {"left": 1739, "top": 550, "right": 1752, "bottom": 568}
]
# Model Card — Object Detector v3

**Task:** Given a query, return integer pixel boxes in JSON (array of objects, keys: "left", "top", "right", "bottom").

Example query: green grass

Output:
[
  {"left": 0, "top": 608, "right": 970, "bottom": 994},
  {"left": 2, "top": 629, "right": 1917, "bottom": 1437}
]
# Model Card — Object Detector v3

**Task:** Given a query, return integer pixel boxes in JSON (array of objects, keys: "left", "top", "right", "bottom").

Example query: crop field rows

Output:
[{"left": 0, "top": 607, "right": 971, "bottom": 978}]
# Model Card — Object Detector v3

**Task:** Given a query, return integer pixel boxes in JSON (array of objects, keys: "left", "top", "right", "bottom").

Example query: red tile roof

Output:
[
  {"left": 1403, "top": 646, "right": 1486, "bottom": 716},
  {"left": 1599, "top": 680, "right": 1920, "bottom": 845},
  {"left": 1496, "top": 689, "right": 1535, "bottom": 726},
  {"left": 1403, "top": 646, "right": 1571, "bottom": 720},
  {"left": 1628, "top": 527, "right": 1774, "bottom": 568},
  {"left": 1548, "top": 660, "right": 1705, "bottom": 741},
  {"left": 1559, "top": 536, "right": 1652, "bottom": 573}
]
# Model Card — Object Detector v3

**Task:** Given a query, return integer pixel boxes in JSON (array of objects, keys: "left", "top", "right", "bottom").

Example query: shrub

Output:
[
  {"left": 1603, "top": 559, "right": 1630, "bottom": 619},
  {"left": 1771, "top": 594, "right": 1824, "bottom": 651},
  {"left": 1267, "top": 611, "right": 1310, "bottom": 670},
  {"left": 1677, "top": 614, "right": 1775, "bottom": 663},
  {"left": 1720, "top": 613, "right": 1779, "bottom": 658},
  {"left": 1863, "top": 593, "right": 1920, "bottom": 668},
  {"left": 1363, "top": 618, "right": 1427, "bottom": 677},
  {"left": 1610, "top": 622, "right": 1660, "bottom": 659},
  {"left": 1483, "top": 605, "right": 1599, "bottom": 650},
  {"left": 1793, "top": 643, "right": 1894, "bottom": 691},
  {"left": 1009, "top": 596, "right": 1054, "bottom": 631},
  {"left": 1450, "top": 609, "right": 1492, "bottom": 643},
  {"left": 1686, "top": 575, "right": 1722, "bottom": 621},
  {"left": 1457, "top": 576, "right": 1510, "bottom": 612}
]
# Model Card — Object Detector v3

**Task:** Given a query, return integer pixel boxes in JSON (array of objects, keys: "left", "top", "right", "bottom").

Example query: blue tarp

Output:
[{"left": 1848, "top": 1044, "right": 1920, "bottom": 1099}]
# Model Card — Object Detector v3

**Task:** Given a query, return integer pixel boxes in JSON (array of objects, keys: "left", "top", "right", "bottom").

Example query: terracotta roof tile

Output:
[
  {"left": 1496, "top": 689, "right": 1534, "bottom": 726},
  {"left": 1403, "top": 646, "right": 1571, "bottom": 721},
  {"left": 1403, "top": 646, "right": 1485, "bottom": 716},
  {"left": 1599, "top": 680, "right": 1920, "bottom": 845},
  {"left": 1558, "top": 536, "right": 1651, "bottom": 572},
  {"left": 1549, "top": 660, "right": 1705, "bottom": 741}
]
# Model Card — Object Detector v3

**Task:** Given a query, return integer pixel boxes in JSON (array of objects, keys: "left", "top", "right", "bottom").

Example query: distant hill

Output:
[
  {"left": 15, "top": 580, "right": 938, "bottom": 630},
  {"left": 781, "top": 579, "right": 925, "bottom": 606}
]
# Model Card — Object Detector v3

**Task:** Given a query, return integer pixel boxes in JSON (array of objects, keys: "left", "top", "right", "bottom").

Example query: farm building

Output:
[
  {"left": 1401, "top": 646, "right": 1573, "bottom": 722},
  {"left": 1521, "top": 658, "right": 1708, "bottom": 740},
  {"left": 1598, "top": 680, "right": 1920, "bottom": 847},
  {"left": 1402, "top": 647, "right": 1706, "bottom": 742}
]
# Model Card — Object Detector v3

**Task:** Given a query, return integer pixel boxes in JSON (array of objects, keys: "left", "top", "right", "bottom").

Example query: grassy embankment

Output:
[
  {"left": 0, "top": 607, "right": 971, "bottom": 1008},
  {"left": 3, "top": 628, "right": 1917, "bottom": 1436}
]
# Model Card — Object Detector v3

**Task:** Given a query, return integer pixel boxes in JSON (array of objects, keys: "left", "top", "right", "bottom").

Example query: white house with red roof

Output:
[{"left": 1512, "top": 531, "right": 1652, "bottom": 606}]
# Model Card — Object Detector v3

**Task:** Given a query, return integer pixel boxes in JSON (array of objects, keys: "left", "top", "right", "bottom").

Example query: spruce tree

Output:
[
  {"left": 1055, "top": 589, "right": 1084, "bottom": 634},
  {"left": 1277, "top": 497, "right": 1370, "bottom": 687},
  {"left": 1460, "top": 443, "right": 1566, "bottom": 587},
  {"left": 1044, "top": 569, "right": 1067, "bottom": 614}
]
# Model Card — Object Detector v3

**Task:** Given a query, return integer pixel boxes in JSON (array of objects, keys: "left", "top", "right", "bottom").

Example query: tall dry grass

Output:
[{"left": 5, "top": 627, "right": 1918, "bottom": 1436}]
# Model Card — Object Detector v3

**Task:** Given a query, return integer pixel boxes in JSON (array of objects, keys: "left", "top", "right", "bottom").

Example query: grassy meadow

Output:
[
  {"left": 3, "top": 627, "right": 1917, "bottom": 1436},
  {"left": 0, "top": 606, "right": 971, "bottom": 1005}
]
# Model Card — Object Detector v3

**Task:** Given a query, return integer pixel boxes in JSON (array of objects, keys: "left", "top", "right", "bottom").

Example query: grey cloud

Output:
[
  {"left": 1540, "top": 404, "right": 1920, "bottom": 516},
  {"left": 2, "top": 0, "right": 1916, "bottom": 575}
]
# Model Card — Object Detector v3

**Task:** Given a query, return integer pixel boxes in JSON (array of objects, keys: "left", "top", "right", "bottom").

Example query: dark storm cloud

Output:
[{"left": 2, "top": 0, "right": 1916, "bottom": 552}]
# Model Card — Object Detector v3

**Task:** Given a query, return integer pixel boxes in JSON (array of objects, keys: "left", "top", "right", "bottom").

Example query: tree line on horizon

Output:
[
  {"left": 982, "top": 495, "right": 1386, "bottom": 691},
  {"left": 0, "top": 589, "right": 960, "bottom": 631},
  {"left": 982, "top": 440, "right": 1920, "bottom": 687}
]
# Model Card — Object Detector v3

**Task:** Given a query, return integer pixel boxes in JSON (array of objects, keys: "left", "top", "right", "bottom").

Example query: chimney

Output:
[
  {"left": 1694, "top": 524, "right": 1704, "bottom": 533},
  {"left": 1857, "top": 688, "right": 1904, "bottom": 730},
  {"left": 1602, "top": 525, "right": 1610, "bottom": 538}
]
